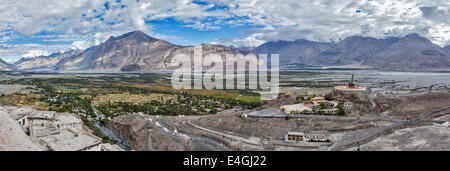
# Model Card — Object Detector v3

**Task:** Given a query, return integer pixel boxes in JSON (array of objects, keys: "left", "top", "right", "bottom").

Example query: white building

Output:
[
  {"left": 1, "top": 106, "right": 124, "bottom": 151},
  {"left": 304, "top": 132, "right": 329, "bottom": 142},
  {"left": 28, "top": 111, "right": 83, "bottom": 137},
  {"left": 321, "top": 109, "right": 339, "bottom": 115},
  {"left": 284, "top": 132, "right": 305, "bottom": 143},
  {"left": 38, "top": 129, "right": 103, "bottom": 151},
  {"left": 344, "top": 102, "right": 353, "bottom": 109},
  {"left": 285, "top": 132, "right": 329, "bottom": 143},
  {"left": 2, "top": 106, "right": 35, "bottom": 128}
]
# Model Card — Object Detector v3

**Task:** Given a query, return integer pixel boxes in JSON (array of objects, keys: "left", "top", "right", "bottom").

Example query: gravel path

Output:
[{"left": 247, "top": 108, "right": 405, "bottom": 123}]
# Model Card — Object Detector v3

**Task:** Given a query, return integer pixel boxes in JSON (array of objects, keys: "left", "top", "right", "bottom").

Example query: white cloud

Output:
[
  {"left": 70, "top": 41, "right": 91, "bottom": 50},
  {"left": 211, "top": 33, "right": 265, "bottom": 48},
  {"left": 212, "top": 0, "right": 450, "bottom": 47},
  {"left": 0, "top": 0, "right": 233, "bottom": 60},
  {"left": 0, "top": 44, "right": 71, "bottom": 60},
  {"left": 1, "top": 0, "right": 450, "bottom": 60},
  {"left": 22, "top": 50, "right": 52, "bottom": 58}
]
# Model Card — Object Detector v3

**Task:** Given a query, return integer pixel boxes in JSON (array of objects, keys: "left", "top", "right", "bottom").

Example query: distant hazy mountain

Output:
[
  {"left": 0, "top": 58, "right": 15, "bottom": 71},
  {"left": 252, "top": 39, "right": 331, "bottom": 65},
  {"left": 229, "top": 46, "right": 254, "bottom": 51},
  {"left": 364, "top": 34, "right": 450, "bottom": 70},
  {"left": 15, "top": 50, "right": 82, "bottom": 70},
  {"left": 55, "top": 31, "right": 252, "bottom": 71},
  {"left": 7, "top": 31, "right": 450, "bottom": 71},
  {"left": 444, "top": 45, "right": 450, "bottom": 55},
  {"left": 312, "top": 36, "right": 399, "bottom": 66},
  {"left": 254, "top": 34, "right": 450, "bottom": 70}
]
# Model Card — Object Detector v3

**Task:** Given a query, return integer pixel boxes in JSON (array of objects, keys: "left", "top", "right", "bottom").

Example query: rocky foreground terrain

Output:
[
  {"left": 354, "top": 125, "right": 450, "bottom": 151},
  {"left": 374, "top": 92, "right": 450, "bottom": 119},
  {"left": 0, "top": 110, "right": 43, "bottom": 151},
  {"left": 108, "top": 114, "right": 232, "bottom": 151},
  {"left": 106, "top": 91, "right": 450, "bottom": 151}
]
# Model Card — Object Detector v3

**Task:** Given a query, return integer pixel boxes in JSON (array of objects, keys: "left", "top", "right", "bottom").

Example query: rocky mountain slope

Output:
[
  {"left": 312, "top": 36, "right": 399, "bottom": 66},
  {"left": 364, "top": 34, "right": 450, "bottom": 70},
  {"left": 55, "top": 31, "right": 252, "bottom": 71},
  {"left": 14, "top": 50, "right": 82, "bottom": 70},
  {"left": 0, "top": 58, "right": 15, "bottom": 71},
  {"left": 444, "top": 45, "right": 450, "bottom": 55},
  {"left": 253, "top": 34, "right": 450, "bottom": 70},
  {"left": 6, "top": 31, "right": 450, "bottom": 71},
  {"left": 252, "top": 39, "right": 331, "bottom": 65},
  {"left": 108, "top": 114, "right": 231, "bottom": 151}
]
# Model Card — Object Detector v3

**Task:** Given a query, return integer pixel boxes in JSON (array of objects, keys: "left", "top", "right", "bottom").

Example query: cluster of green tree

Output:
[
  {"left": 337, "top": 103, "right": 346, "bottom": 116},
  {"left": 29, "top": 77, "right": 260, "bottom": 118},
  {"left": 41, "top": 92, "right": 95, "bottom": 114},
  {"left": 96, "top": 92, "right": 260, "bottom": 117}
]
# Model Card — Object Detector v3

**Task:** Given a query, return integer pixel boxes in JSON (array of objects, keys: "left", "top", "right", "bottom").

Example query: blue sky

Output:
[
  {"left": 147, "top": 17, "right": 261, "bottom": 46},
  {"left": 0, "top": 0, "right": 449, "bottom": 63}
]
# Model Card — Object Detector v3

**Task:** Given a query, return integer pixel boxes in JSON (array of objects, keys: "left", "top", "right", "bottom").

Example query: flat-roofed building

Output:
[
  {"left": 1, "top": 106, "right": 35, "bottom": 128},
  {"left": 285, "top": 132, "right": 305, "bottom": 143},
  {"left": 38, "top": 129, "right": 102, "bottom": 151},
  {"left": 305, "top": 132, "right": 329, "bottom": 142},
  {"left": 86, "top": 143, "right": 125, "bottom": 151},
  {"left": 285, "top": 131, "right": 330, "bottom": 143},
  {"left": 344, "top": 102, "right": 353, "bottom": 108},
  {"left": 28, "top": 111, "right": 83, "bottom": 136}
]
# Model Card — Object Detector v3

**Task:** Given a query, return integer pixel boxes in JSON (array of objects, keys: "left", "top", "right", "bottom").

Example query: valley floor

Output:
[{"left": 0, "top": 71, "right": 449, "bottom": 151}]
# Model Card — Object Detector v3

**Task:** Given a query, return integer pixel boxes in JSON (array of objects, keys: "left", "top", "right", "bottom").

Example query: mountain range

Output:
[
  {"left": 54, "top": 31, "right": 250, "bottom": 71},
  {"left": 0, "top": 58, "right": 15, "bottom": 71},
  {"left": 2, "top": 31, "right": 450, "bottom": 71},
  {"left": 253, "top": 39, "right": 332, "bottom": 65},
  {"left": 445, "top": 45, "right": 450, "bottom": 55},
  {"left": 254, "top": 34, "right": 450, "bottom": 70},
  {"left": 14, "top": 50, "right": 83, "bottom": 70}
]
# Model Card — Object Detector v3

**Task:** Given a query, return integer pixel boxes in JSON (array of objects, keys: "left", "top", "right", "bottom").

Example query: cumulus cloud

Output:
[
  {"left": 22, "top": 50, "right": 52, "bottom": 58},
  {"left": 211, "top": 33, "right": 266, "bottom": 48},
  {"left": 1, "top": 0, "right": 450, "bottom": 59},
  {"left": 0, "top": 0, "right": 223, "bottom": 59},
  {"left": 0, "top": 44, "right": 70, "bottom": 62},
  {"left": 70, "top": 41, "right": 92, "bottom": 50},
  {"left": 214, "top": 0, "right": 450, "bottom": 47}
]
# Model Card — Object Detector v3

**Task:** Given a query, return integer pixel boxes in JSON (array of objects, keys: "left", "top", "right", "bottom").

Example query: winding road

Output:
[{"left": 157, "top": 117, "right": 233, "bottom": 151}]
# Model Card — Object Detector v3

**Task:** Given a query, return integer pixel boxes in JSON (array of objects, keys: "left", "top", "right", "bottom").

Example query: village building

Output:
[
  {"left": 2, "top": 106, "right": 36, "bottom": 129},
  {"left": 284, "top": 132, "right": 305, "bottom": 142},
  {"left": 38, "top": 129, "right": 103, "bottom": 151},
  {"left": 27, "top": 111, "right": 83, "bottom": 137},
  {"left": 321, "top": 109, "right": 339, "bottom": 115},
  {"left": 311, "top": 97, "right": 326, "bottom": 104},
  {"left": 87, "top": 143, "right": 126, "bottom": 151},
  {"left": 344, "top": 102, "right": 353, "bottom": 109},
  {"left": 1, "top": 106, "right": 124, "bottom": 151},
  {"left": 285, "top": 131, "right": 329, "bottom": 143},
  {"left": 304, "top": 131, "right": 329, "bottom": 142}
]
